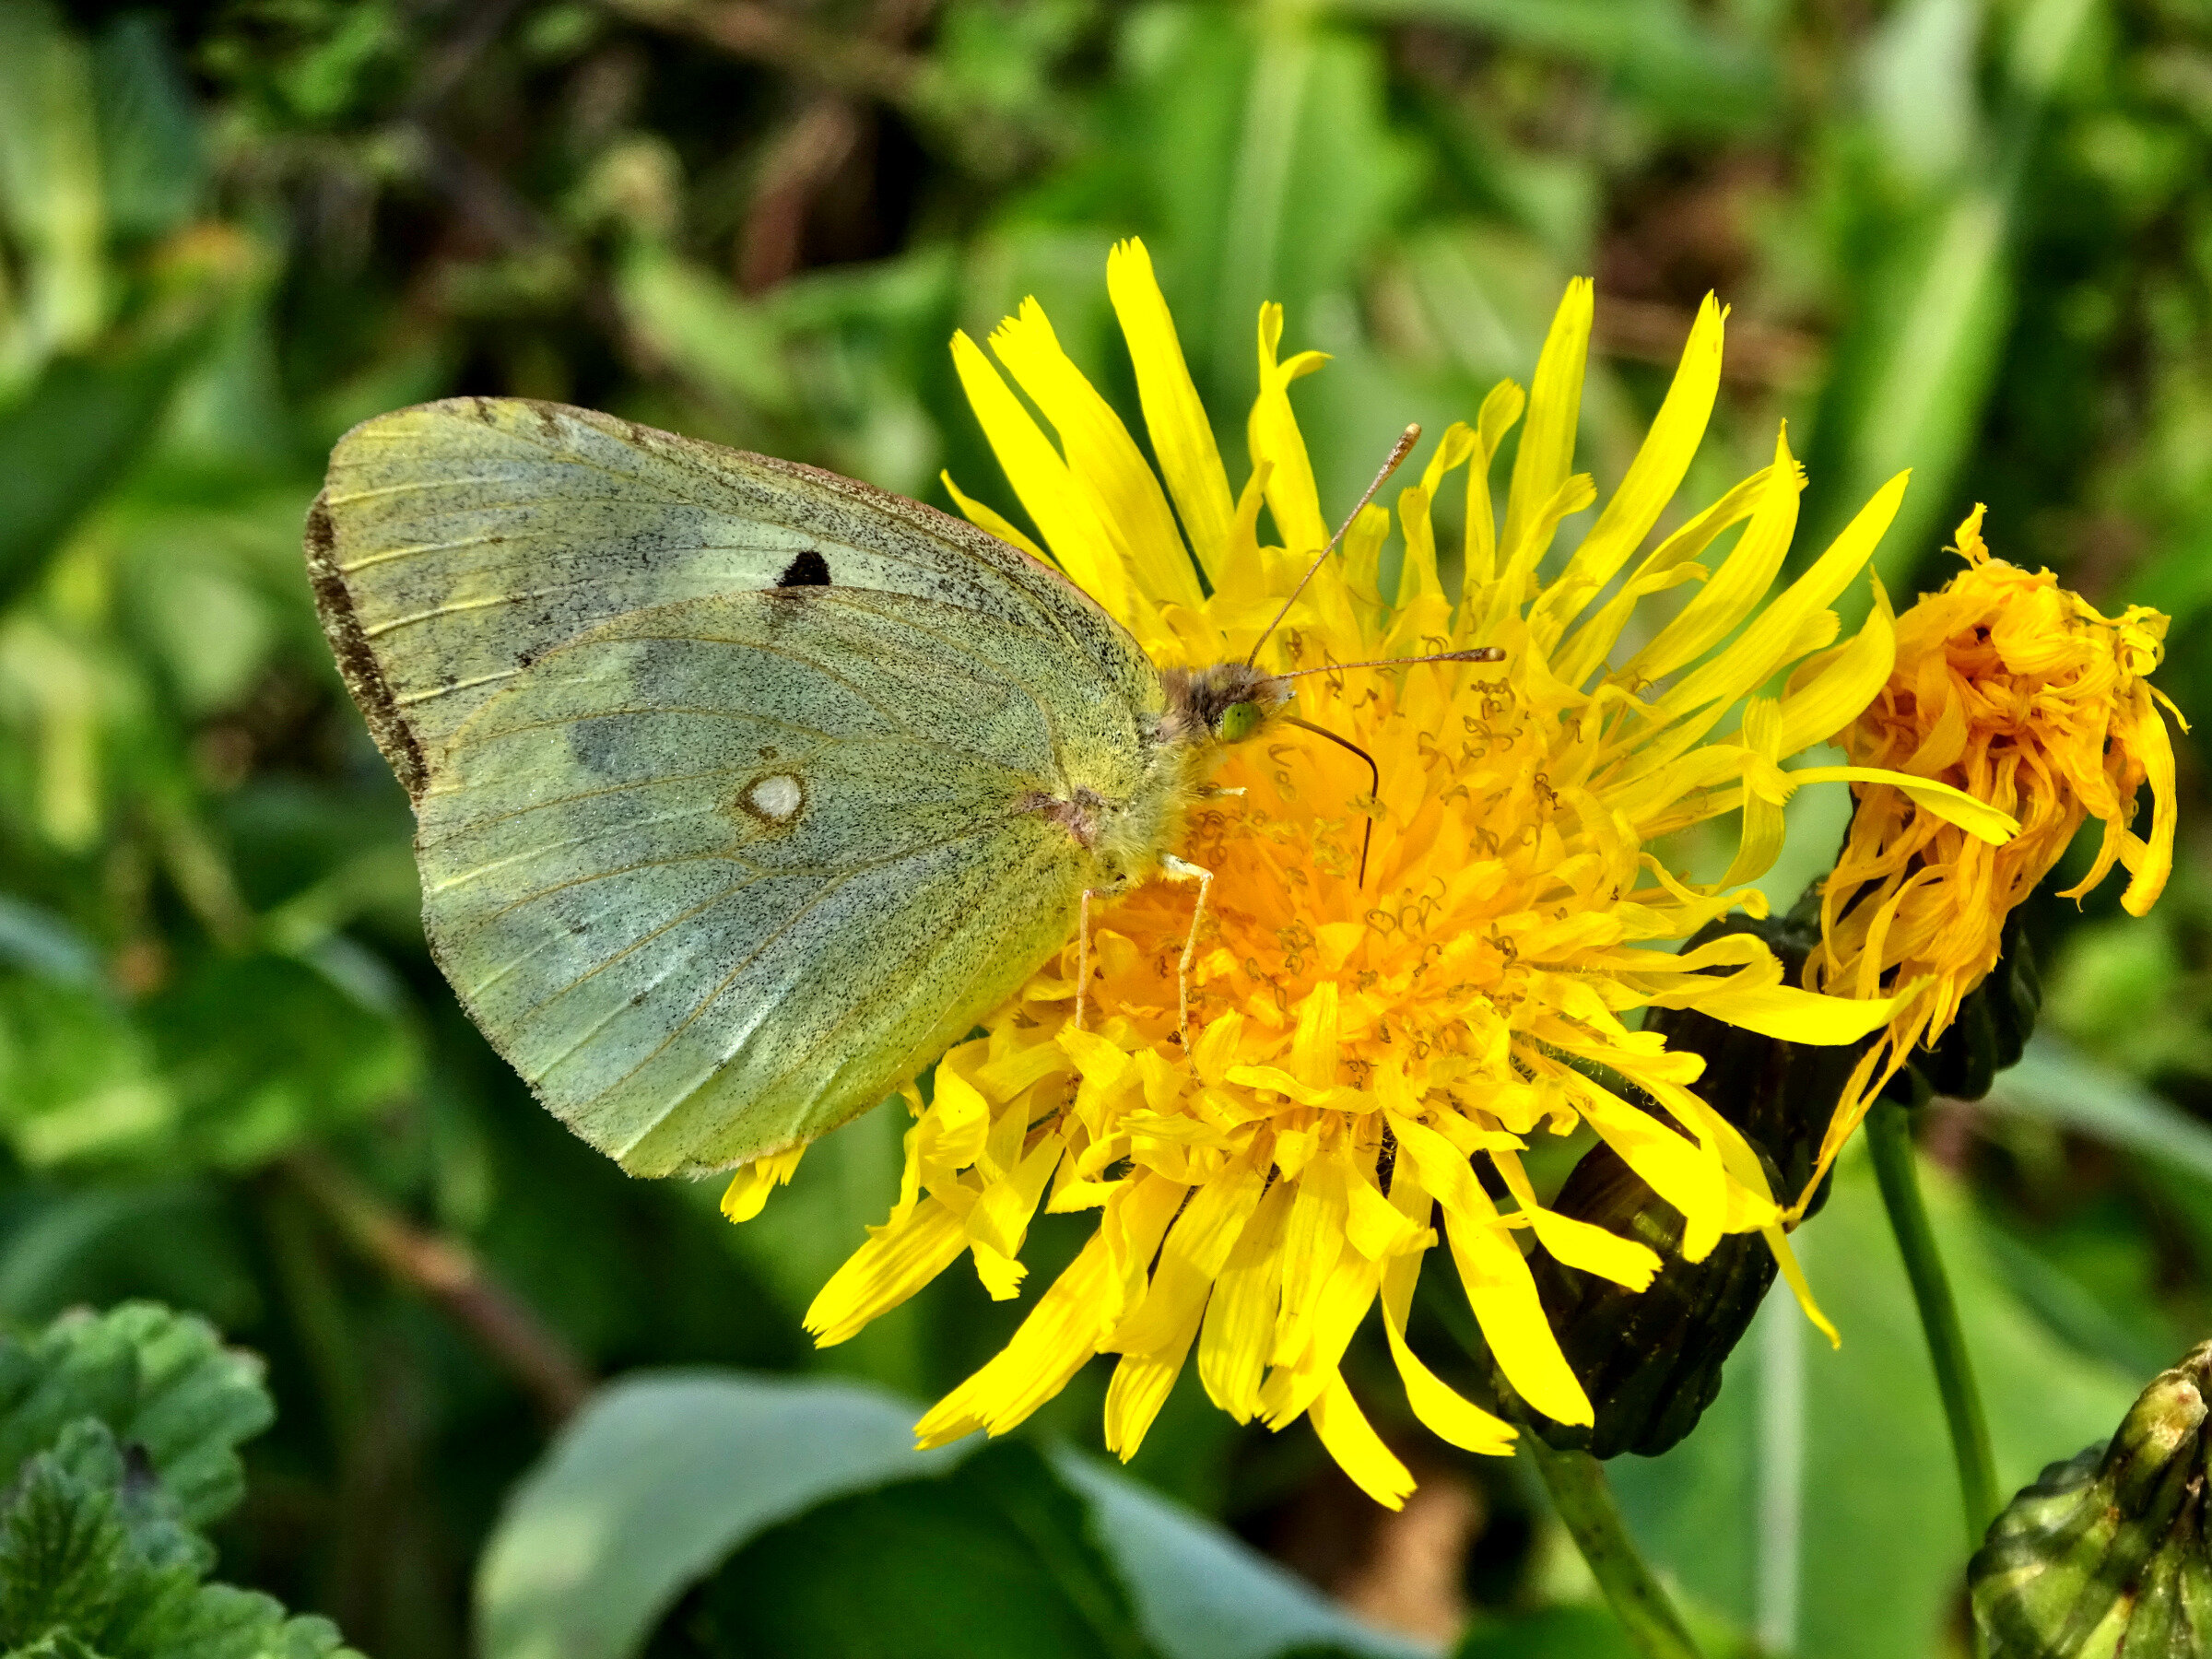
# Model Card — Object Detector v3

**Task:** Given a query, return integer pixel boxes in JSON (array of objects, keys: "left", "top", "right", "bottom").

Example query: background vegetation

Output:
[{"left": 0, "top": 0, "right": 2206, "bottom": 1654}]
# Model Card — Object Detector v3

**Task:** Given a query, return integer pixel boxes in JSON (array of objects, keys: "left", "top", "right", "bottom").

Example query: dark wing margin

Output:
[{"left": 304, "top": 492, "right": 427, "bottom": 799}]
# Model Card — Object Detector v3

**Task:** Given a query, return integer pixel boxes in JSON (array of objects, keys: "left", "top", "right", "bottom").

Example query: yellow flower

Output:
[
  {"left": 1801, "top": 506, "right": 2184, "bottom": 1191},
  {"left": 747, "top": 240, "right": 2013, "bottom": 1506}
]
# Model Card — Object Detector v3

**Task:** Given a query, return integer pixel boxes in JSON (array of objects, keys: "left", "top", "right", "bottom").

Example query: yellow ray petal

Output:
[
  {"left": 1379, "top": 1246, "right": 1516, "bottom": 1455},
  {"left": 1491, "top": 1148, "right": 1662, "bottom": 1289},
  {"left": 951, "top": 330, "right": 1136, "bottom": 618},
  {"left": 1764, "top": 1223, "right": 1839, "bottom": 1347},
  {"left": 1619, "top": 427, "right": 1801, "bottom": 690},
  {"left": 941, "top": 471, "right": 1051, "bottom": 564},
  {"left": 1500, "top": 277, "right": 1593, "bottom": 568},
  {"left": 1463, "top": 380, "right": 1525, "bottom": 594},
  {"left": 1663, "top": 467, "right": 1908, "bottom": 720},
  {"left": 1250, "top": 302, "right": 1330, "bottom": 557},
  {"left": 806, "top": 1198, "right": 970, "bottom": 1346},
  {"left": 1108, "top": 237, "right": 1239, "bottom": 583},
  {"left": 1774, "top": 573, "right": 1896, "bottom": 754},
  {"left": 990, "top": 295, "right": 1206, "bottom": 610},
  {"left": 1786, "top": 766, "right": 2018, "bottom": 843},
  {"left": 1535, "top": 294, "right": 1726, "bottom": 643},
  {"left": 1307, "top": 1371, "right": 1416, "bottom": 1509},
  {"left": 720, "top": 1144, "right": 806, "bottom": 1223},
  {"left": 1198, "top": 1175, "right": 1292, "bottom": 1419}
]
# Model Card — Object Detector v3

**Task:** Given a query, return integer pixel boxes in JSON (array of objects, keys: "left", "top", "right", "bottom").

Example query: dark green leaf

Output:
[
  {"left": 142, "top": 951, "right": 417, "bottom": 1170},
  {"left": 90, "top": 15, "right": 204, "bottom": 240},
  {"left": 683, "top": 1440, "right": 1156, "bottom": 1659},
  {"left": 1452, "top": 1605, "right": 1638, "bottom": 1658},
  {"left": 0, "top": 1302, "right": 272, "bottom": 1527},
  {"left": 0, "top": 1418, "right": 354, "bottom": 1659},
  {"left": 477, "top": 1372, "right": 1420, "bottom": 1659}
]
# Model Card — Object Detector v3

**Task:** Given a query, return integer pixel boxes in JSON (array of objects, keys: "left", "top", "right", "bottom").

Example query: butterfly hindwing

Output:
[{"left": 309, "top": 400, "right": 1163, "bottom": 1173}]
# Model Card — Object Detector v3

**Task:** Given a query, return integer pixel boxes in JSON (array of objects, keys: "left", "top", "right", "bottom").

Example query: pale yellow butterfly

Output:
[{"left": 306, "top": 398, "right": 1491, "bottom": 1177}]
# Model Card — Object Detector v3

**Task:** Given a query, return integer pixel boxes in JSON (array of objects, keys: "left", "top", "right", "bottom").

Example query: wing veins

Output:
[
  {"left": 395, "top": 668, "right": 524, "bottom": 706},
  {"left": 570, "top": 811, "right": 1046, "bottom": 1111},
  {"left": 418, "top": 763, "right": 754, "bottom": 840},
  {"left": 742, "top": 830, "right": 1071, "bottom": 1128},
  {"left": 424, "top": 799, "right": 731, "bottom": 896}
]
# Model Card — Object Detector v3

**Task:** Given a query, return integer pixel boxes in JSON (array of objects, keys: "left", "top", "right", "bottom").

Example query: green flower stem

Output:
[
  {"left": 1521, "top": 1430, "right": 1703, "bottom": 1659},
  {"left": 1865, "top": 1094, "right": 2000, "bottom": 1547}
]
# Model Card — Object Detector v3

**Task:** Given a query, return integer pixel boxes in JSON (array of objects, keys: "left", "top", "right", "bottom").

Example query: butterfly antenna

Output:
[
  {"left": 1276, "top": 646, "right": 1504, "bottom": 681},
  {"left": 1286, "top": 716, "right": 1381, "bottom": 888},
  {"left": 1245, "top": 423, "right": 1423, "bottom": 669}
]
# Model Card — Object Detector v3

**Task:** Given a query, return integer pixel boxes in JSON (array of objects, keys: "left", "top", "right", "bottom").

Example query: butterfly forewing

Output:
[
  {"left": 308, "top": 397, "right": 1141, "bottom": 796},
  {"left": 310, "top": 399, "right": 1163, "bottom": 1173}
]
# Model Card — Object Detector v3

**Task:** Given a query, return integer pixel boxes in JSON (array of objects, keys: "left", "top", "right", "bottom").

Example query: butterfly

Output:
[{"left": 306, "top": 398, "right": 1492, "bottom": 1177}]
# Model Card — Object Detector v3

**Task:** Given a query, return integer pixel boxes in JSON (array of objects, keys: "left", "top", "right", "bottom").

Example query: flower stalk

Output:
[
  {"left": 1521, "top": 1430, "right": 1704, "bottom": 1659},
  {"left": 1865, "top": 1088, "right": 1999, "bottom": 1551}
]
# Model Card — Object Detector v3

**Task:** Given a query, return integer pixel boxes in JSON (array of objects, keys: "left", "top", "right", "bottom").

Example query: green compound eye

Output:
[{"left": 1218, "top": 700, "right": 1263, "bottom": 743}]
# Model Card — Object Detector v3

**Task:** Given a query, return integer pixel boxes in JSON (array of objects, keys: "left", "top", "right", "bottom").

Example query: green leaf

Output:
[
  {"left": 1051, "top": 1453, "right": 1427, "bottom": 1659},
  {"left": 1799, "top": 186, "right": 2015, "bottom": 593},
  {"left": 0, "top": 1418, "right": 354, "bottom": 1659},
  {"left": 0, "top": 976, "right": 174, "bottom": 1171},
  {"left": 1983, "top": 1034, "right": 2212, "bottom": 1189},
  {"left": 0, "top": 1302, "right": 273, "bottom": 1528},
  {"left": 477, "top": 1371, "right": 1421, "bottom": 1659},
  {"left": 477, "top": 1372, "right": 966, "bottom": 1659},
  {"left": 0, "top": 0, "right": 107, "bottom": 371},
  {"left": 683, "top": 1440, "right": 1157, "bottom": 1659},
  {"left": 90, "top": 14, "right": 204, "bottom": 241},
  {"left": 614, "top": 244, "right": 794, "bottom": 415},
  {"left": 1452, "top": 1605, "right": 1639, "bottom": 1658},
  {"left": 142, "top": 951, "right": 417, "bottom": 1170},
  {"left": 0, "top": 340, "right": 215, "bottom": 609}
]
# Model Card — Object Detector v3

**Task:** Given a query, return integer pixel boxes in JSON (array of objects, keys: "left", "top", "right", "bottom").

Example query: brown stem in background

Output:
[
  {"left": 600, "top": 0, "right": 928, "bottom": 107},
  {"left": 738, "top": 96, "right": 862, "bottom": 292},
  {"left": 1595, "top": 293, "right": 1820, "bottom": 391},
  {"left": 282, "top": 1150, "right": 593, "bottom": 1424}
]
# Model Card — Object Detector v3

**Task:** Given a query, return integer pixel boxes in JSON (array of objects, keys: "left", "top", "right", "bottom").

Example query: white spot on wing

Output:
[{"left": 746, "top": 773, "right": 803, "bottom": 823}]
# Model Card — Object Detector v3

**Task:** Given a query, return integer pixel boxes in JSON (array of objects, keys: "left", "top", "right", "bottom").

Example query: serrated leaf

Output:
[
  {"left": 0, "top": 1302, "right": 271, "bottom": 1527},
  {"left": 0, "top": 1434, "right": 139, "bottom": 1645},
  {"left": 0, "top": 1419, "right": 355, "bottom": 1659}
]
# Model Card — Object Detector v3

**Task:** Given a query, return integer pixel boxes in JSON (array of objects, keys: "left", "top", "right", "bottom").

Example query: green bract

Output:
[{"left": 1971, "top": 1339, "right": 2212, "bottom": 1656}]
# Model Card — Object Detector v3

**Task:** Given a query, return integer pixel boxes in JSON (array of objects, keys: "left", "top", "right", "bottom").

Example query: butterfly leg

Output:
[
  {"left": 1075, "top": 886, "right": 1099, "bottom": 1032},
  {"left": 1158, "top": 853, "right": 1213, "bottom": 1045}
]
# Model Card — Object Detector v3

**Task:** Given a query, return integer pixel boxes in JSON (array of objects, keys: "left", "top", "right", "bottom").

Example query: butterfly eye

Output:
[{"left": 1218, "top": 700, "right": 1263, "bottom": 743}]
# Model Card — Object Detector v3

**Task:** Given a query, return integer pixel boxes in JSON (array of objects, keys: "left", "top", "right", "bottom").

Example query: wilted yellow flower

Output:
[
  {"left": 745, "top": 241, "right": 2012, "bottom": 1506},
  {"left": 1802, "top": 506, "right": 2184, "bottom": 1191}
]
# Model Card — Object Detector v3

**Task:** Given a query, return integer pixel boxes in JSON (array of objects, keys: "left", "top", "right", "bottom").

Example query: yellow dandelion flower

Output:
[
  {"left": 1802, "top": 506, "right": 2185, "bottom": 1192},
  {"left": 761, "top": 241, "right": 2015, "bottom": 1507}
]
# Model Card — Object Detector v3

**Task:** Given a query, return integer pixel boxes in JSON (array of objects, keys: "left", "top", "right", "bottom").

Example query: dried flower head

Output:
[{"left": 1803, "top": 506, "right": 2184, "bottom": 1189}]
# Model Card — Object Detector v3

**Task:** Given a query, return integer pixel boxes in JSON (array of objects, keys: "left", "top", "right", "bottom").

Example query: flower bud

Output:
[
  {"left": 1971, "top": 1340, "right": 2212, "bottom": 1655},
  {"left": 1514, "top": 903, "right": 1866, "bottom": 1458}
]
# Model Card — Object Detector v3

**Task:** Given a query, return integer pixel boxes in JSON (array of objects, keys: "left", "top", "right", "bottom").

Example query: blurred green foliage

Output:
[
  {"left": 0, "top": 0, "right": 2206, "bottom": 1654},
  {"left": 0, "top": 1301, "right": 357, "bottom": 1656}
]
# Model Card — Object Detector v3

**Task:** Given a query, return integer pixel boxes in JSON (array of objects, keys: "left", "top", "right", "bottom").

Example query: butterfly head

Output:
[{"left": 1162, "top": 662, "right": 1292, "bottom": 751}]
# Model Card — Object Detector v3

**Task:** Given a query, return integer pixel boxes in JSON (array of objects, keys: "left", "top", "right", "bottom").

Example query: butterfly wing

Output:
[
  {"left": 308, "top": 400, "right": 1161, "bottom": 1174},
  {"left": 305, "top": 396, "right": 1143, "bottom": 799}
]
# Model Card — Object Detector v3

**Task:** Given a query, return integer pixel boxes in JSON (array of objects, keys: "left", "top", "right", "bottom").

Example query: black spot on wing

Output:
[{"left": 778, "top": 548, "right": 831, "bottom": 588}]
